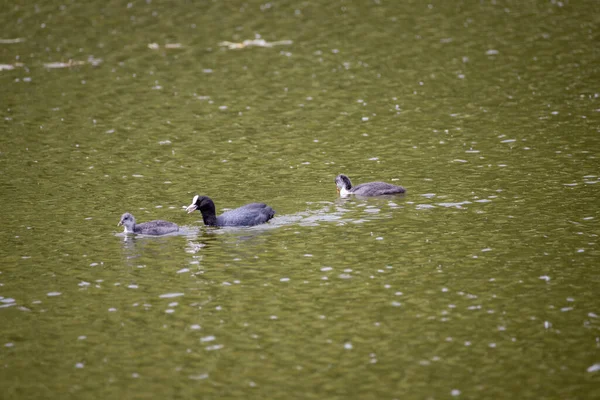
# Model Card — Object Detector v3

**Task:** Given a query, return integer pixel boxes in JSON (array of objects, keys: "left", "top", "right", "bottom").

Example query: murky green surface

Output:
[{"left": 1, "top": 1, "right": 599, "bottom": 399}]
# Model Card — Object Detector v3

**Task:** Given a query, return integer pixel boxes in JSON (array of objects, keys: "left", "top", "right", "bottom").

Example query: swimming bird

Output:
[
  {"left": 186, "top": 195, "right": 275, "bottom": 227},
  {"left": 335, "top": 174, "right": 406, "bottom": 196},
  {"left": 117, "top": 212, "right": 179, "bottom": 235}
]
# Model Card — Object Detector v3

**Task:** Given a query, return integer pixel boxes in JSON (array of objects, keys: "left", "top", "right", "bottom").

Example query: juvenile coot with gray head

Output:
[
  {"left": 118, "top": 212, "right": 179, "bottom": 235},
  {"left": 186, "top": 195, "right": 275, "bottom": 227},
  {"left": 335, "top": 174, "right": 406, "bottom": 196}
]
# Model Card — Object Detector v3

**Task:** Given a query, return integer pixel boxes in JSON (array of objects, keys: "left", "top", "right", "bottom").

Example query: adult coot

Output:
[{"left": 186, "top": 195, "right": 275, "bottom": 227}]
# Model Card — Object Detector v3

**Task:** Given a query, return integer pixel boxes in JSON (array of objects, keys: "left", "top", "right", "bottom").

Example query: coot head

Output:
[
  {"left": 335, "top": 174, "right": 353, "bottom": 193},
  {"left": 186, "top": 195, "right": 214, "bottom": 214},
  {"left": 118, "top": 212, "right": 136, "bottom": 232}
]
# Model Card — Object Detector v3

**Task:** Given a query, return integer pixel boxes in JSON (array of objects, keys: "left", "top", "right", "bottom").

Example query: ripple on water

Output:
[
  {"left": 189, "top": 374, "right": 209, "bottom": 380},
  {"left": 587, "top": 364, "right": 600, "bottom": 373},
  {"left": 159, "top": 293, "right": 184, "bottom": 298}
]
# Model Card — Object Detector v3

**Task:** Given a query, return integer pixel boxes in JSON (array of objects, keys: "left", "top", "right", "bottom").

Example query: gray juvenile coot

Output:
[
  {"left": 335, "top": 174, "right": 406, "bottom": 197},
  {"left": 185, "top": 195, "right": 275, "bottom": 227},
  {"left": 118, "top": 212, "right": 179, "bottom": 235}
]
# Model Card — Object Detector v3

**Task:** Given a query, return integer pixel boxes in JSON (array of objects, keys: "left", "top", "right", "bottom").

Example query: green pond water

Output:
[{"left": 1, "top": 1, "right": 599, "bottom": 399}]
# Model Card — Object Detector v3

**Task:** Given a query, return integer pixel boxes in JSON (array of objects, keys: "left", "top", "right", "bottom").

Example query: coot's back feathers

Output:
[{"left": 352, "top": 182, "right": 406, "bottom": 196}]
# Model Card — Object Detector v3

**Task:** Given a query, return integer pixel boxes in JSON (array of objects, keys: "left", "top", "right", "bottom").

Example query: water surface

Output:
[{"left": 1, "top": 1, "right": 599, "bottom": 399}]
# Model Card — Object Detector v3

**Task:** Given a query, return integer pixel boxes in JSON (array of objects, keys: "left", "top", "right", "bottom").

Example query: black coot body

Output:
[{"left": 186, "top": 195, "right": 275, "bottom": 227}]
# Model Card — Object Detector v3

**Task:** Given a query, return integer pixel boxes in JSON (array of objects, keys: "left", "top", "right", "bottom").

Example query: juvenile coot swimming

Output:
[
  {"left": 335, "top": 174, "right": 406, "bottom": 197},
  {"left": 118, "top": 212, "right": 179, "bottom": 235},
  {"left": 186, "top": 195, "right": 275, "bottom": 227}
]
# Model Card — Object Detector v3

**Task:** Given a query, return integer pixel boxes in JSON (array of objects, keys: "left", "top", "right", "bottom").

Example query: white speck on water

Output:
[
  {"left": 368, "top": 157, "right": 379, "bottom": 161},
  {"left": 544, "top": 321, "right": 552, "bottom": 329},
  {"left": 4, "top": 343, "right": 14, "bottom": 347},
  {"left": 132, "top": 174, "right": 144, "bottom": 178},
  {"left": 1, "top": 298, "right": 15, "bottom": 304},
  {"left": 78, "top": 336, "right": 87, "bottom": 340},
  {"left": 304, "top": 254, "right": 312, "bottom": 257},
  {"left": 205, "top": 344, "right": 224, "bottom": 351},
  {"left": 47, "top": 292, "right": 61, "bottom": 297},
  {"left": 344, "top": 342, "right": 353, "bottom": 350},
  {"left": 391, "top": 301, "right": 402, "bottom": 307},
  {"left": 177, "top": 268, "right": 190, "bottom": 274},
  {"left": 127, "top": 284, "right": 138, "bottom": 289},
  {"left": 105, "top": 129, "right": 115, "bottom": 134},
  {"left": 451, "top": 389, "right": 461, "bottom": 396},
  {"left": 78, "top": 281, "right": 90, "bottom": 287},
  {"left": 588, "top": 313, "right": 598, "bottom": 318},
  {"left": 200, "top": 336, "right": 215, "bottom": 342},
  {"left": 190, "top": 324, "right": 201, "bottom": 330},
  {"left": 587, "top": 363, "right": 600, "bottom": 372},
  {"left": 159, "top": 293, "right": 184, "bottom": 298},
  {"left": 321, "top": 267, "right": 333, "bottom": 271},
  {"left": 165, "top": 309, "right": 175, "bottom": 314},
  {"left": 168, "top": 302, "right": 178, "bottom": 307},
  {"left": 222, "top": 282, "right": 231, "bottom": 286},
  {"left": 132, "top": 373, "right": 139, "bottom": 378},
  {"left": 486, "top": 49, "right": 499, "bottom": 55},
  {"left": 441, "top": 287, "right": 449, "bottom": 292},
  {"left": 159, "top": 140, "right": 171, "bottom": 145},
  {"left": 481, "top": 248, "right": 492, "bottom": 252},
  {"left": 338, "top": 274, "right": 352, "bottom": 279},
  {"left": 89, "top": 262, "right": 98, "bottom": 267},
  {"left": 219, "top": 105, "right": 228, "bottom": 110},
  {"left": 280, "top": 277, "right": 290, "bottom": 282},
  {"left": 539, "top": 275, "right": 551, "bottom": 282},
  {"left": 453, "top": 159, "right": 468, "bottom": 163},
  {"left": 189, "top": 373, "right": 209, "bottom": 380},
  {"left": 362, "top": 117, "right": 369, "bottom": 121},
  {"left": 270, "top": 315, "right": 278, "bottom": 320},
  {"left": 577, "top": 249, "right": 585, "bottom": 253},
  {"left": 75, "top": 362, "right": 84, "bottom": 369}
]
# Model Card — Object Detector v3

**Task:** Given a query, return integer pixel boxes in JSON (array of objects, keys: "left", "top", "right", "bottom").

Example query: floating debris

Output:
[
  {"left": 44, "top": 60, "right": 86, "bottom": 69},
  {"left": 0, "top": 38, "right": 25, "bottom": 44},
  {"left": 44, "top": 56, "right": 102, "bottom": 69},
  {"left": 0, "top": 62, "right": 24, "bottom": 71},
  {"left": 148, "top": 43, "right": 184, "bottom": 50},
  {"left": 219, "top": 38, "right": 292, "bottom": 50}
]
